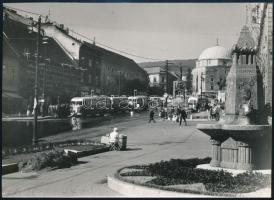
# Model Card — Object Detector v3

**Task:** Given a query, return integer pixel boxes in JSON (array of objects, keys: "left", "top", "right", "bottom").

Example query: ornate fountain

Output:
[{"left": 197, "top": 26, "right": 272, "bottom": 170}]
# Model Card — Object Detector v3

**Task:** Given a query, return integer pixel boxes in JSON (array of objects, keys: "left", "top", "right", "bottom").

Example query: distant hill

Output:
[{"left": 138, "top": 59, "right": 197, "bottom": 75}]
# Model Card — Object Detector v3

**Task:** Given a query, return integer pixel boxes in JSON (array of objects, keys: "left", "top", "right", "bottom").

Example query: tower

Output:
[{"left": 225, "top": 25, "right": 265, "bottom": 124}]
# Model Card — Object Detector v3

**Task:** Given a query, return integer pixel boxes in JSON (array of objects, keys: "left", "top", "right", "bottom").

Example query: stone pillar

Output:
[
  {"left": 237, "top": 141, "right": 253, "bottom": 170},
  {"left": 248, "top": 54, "right": 252, "bottom": 64},
  {"left": 232, "top": 53, "right": 237, "bottom": 65},
  {"left": 239, "top": 55, "right": 243, "bottom": 64},
  {"left": 242, "top": 55, "right": 247, "bottom": 64},
  {"left": 210, "top": 138, "right": 221, "bottom": 167}
]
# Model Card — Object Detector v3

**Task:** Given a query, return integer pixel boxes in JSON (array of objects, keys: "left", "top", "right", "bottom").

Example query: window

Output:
[
  {"left": 88, "top": 59, "right": 92, "bottom": 67},
  {"left": 211, "top": 77, "right": 214, "bottom": 82},
  {"left": 95, "top": 76, "right": 99, "bottom": 86},
  {"left": 162, "top": 77, "right": 165, "bottom": 83},
  {"left": 153, "top": 77, "right": 157, "bottom": 83},
  {"left": 211, "top": 85, "right": 214, "bottom": 90}
]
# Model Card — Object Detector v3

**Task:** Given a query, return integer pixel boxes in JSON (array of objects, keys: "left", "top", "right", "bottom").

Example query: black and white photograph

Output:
[{"left": 2, "top": 1, "right": 272, "bottom": 197}]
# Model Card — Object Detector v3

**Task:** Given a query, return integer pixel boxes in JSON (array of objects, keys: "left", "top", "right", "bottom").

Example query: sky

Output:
[{"left": 4, "top": 3, "right": 247, "bottom": 63}]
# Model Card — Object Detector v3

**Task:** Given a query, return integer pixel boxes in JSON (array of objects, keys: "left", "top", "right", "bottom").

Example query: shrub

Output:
[{"left": 19, "top": 149, "right": 78, "bottom": 172}]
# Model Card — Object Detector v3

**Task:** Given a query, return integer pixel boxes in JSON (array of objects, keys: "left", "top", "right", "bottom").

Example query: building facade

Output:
[
  {"left": 192, "top": 45, "right": 232, "bottom": 99},
  {"left": 2, "top": 7, "right": 148, "bottom": 114},
  {"left": 143, "top": 66, "right": 177, "bottom": 95},
  {"left": 80, "top": 42, "right": 149, "bottom": 96}
]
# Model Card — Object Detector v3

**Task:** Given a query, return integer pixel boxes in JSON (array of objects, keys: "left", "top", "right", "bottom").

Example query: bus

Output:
[{"left": 70, "top": 96, "right": 112, "bottom": 117}]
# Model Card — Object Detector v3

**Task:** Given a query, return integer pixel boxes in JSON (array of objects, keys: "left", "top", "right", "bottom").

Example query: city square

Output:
[{"left": 2, "top": 2, "right": 272, "bottom": 197}]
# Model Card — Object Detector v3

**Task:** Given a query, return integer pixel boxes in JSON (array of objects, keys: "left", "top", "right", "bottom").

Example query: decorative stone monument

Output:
[{"left": 197, "top": 26, "right": 271, "bottom": 170}]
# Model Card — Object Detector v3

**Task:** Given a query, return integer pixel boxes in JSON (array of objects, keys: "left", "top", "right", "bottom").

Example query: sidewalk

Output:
[{"left": 2, "top": 118, "right": 212, "bottom": 197}]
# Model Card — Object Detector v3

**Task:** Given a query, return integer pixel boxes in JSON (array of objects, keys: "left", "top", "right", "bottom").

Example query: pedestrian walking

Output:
[
  {"left": 176, "top": 106, "right": 181, "bottom": 122},
  {"left": 164, "top": 107, "right": 168, "bottom": 119},
  {"left": 179, "top": 108, "right": 187, "bottom": 126},
  {"left": 148, "top": 109, "right": 156, "bottom": 123}
]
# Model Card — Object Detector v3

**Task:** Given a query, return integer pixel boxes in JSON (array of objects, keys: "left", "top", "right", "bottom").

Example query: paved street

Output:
[{"left": 2, "top": 114, "right": 213, "bottom": 197}]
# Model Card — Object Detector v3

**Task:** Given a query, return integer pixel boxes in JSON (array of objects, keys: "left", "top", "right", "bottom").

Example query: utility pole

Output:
[
  {"left": 180, "top": 64, "right": 183, "bottom": 80},
  {"left": 200, "top": 73, "right": 205, "bottom": 100},
  {"left": 42, "top": 37, "right": 49, "bottom": 100},
  {"left": 164, "top": 60, "right": 175, "bottom": 95},
  {"left": 33, "top": 16, "right": 41, "bottom": 146},
  {"left": 118, "top": 71, "right": 121, "bottom": 96},
  {"left": 165, "top": 60, "right": 169, "bottom": 93}
]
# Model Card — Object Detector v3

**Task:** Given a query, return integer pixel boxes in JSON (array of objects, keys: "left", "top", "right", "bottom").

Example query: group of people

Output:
[
  {"left": 203, "top": 101, "right": 223, "bottom": 121},
  {"left": 149, "top": 106, "right": 187, "bottom": 126}
]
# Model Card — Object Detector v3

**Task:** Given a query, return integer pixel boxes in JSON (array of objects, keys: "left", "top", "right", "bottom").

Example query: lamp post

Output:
[
  {"left": 118, "top": 71, "right": 121, "bottom": 96},
  {"left": 165, "top": 60, "right": 174, "bottom": 94},
  {"left": 33, "top": 16, "right": 41, "bottom": 146},
  {"left": 200, "top": 72, "right": 205, "bottom": 100},
  {"left": 42, "top": 36, "right": 49, "bottom": 100}
]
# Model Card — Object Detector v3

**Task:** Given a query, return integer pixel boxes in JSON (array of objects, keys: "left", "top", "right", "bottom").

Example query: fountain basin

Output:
[{"left": 197, "top": 123, "right": 271, "bottom": 170}]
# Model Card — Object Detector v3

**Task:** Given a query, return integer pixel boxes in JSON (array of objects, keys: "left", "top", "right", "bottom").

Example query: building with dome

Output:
[{"left": 192, "top": 44, "right": 232, "bottom": 99}]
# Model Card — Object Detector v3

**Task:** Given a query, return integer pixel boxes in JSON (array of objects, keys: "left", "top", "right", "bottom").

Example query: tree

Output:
[{"left": 185, "top": 68, "right": 193, "bottom": 94}]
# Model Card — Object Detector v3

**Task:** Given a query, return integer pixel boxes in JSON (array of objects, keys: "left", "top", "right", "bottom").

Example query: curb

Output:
[
  {"left": 2, "top": 116, "right": 55, "bottom": 121},
  {"left": 76, "top": 147, "right": 109, "bottom": 158},
  {"left": 2, "top": 163, "right": 19, "bottom": 175},
  {"left": 107, "top": 176, "right": 214, "bottom": 197},
  {"left": 2, "top": 147, "right": 109, "bottom": 175}
]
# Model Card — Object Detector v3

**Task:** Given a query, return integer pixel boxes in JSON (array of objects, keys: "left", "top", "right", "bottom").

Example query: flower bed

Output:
[{"left": 116, "top": 157, "right": 271, "bottom": 196}]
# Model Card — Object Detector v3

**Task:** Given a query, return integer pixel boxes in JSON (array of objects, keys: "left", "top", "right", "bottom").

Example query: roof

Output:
[
  {"left": 144, "top": 66, "right": 161, "bottom": 74},
  {"left": 144, "top": 66, "right": 177, "bottom": 78},
  {"left": 82, "top": 42, "right": 147, "bottom": 75},
  {"left": 198, "top": 46, "right": 231, "bottom": 60},
  {"left": 237, "top": 25, "right": 256, "bottom": 49}
]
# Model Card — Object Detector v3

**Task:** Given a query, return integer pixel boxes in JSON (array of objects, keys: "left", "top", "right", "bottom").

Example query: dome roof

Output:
[{"left": 198, "top": 46, "right": 231, "bottom": 60}]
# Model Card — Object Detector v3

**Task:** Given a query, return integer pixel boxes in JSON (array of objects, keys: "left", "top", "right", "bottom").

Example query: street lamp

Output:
[
  {"left": 118, "top": 71, "right": 121, "bottom": 96},
  {"left": 42, "top": 36, "right": 49, "bottom": 100},
  {"left": 33, "top": 16, "right": 41, "bottom": 146},
  {"left": 165, "top": 60, "right": 174, "bottom": 94},
  {"left": 200, "top": 72, "right": 205, "bottom": 100}
]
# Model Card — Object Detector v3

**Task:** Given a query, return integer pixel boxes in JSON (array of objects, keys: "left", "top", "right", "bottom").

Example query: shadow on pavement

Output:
[
  {"left": 123, "top": 148, "right": 143, "bottom": 151},
  {"left": 77, "top": 161, "right": 89, "bottom": 165}
]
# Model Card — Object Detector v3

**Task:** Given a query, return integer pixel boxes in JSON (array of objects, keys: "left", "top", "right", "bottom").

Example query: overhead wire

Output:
[{"left": 4, "top": 5, "right": 163, "bottom": 61}]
